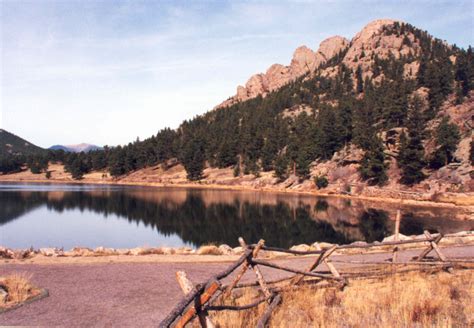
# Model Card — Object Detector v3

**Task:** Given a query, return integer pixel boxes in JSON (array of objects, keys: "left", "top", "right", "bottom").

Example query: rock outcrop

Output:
[
  {"left": 218, "top": 19, "right": 432, "bottom": 108},
  {"left": 217, "top": 36, "right": 349, "bottom": 108}
]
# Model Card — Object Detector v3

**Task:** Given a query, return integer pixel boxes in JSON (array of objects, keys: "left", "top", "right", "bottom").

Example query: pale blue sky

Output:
[{"left": 1, "top": 0, "right": 473, "bottom": 148}]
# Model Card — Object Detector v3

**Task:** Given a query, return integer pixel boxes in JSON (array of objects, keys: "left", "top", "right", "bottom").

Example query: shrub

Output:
[{"left": 314, "top": 175, "right": 329, "bottom": 189}]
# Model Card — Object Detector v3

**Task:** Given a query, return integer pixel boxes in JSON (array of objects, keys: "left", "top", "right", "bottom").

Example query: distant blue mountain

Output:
[{"left": 49, "top": 143, "right": 102, "bottom": 153}]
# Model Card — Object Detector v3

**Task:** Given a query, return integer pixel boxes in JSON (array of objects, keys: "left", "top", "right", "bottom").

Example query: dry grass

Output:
[
  {"left": 0, "top": 272, "right": 39, "bottom": 307},
  {"left": 197, "top": 244, "right": 223, "bottom": 255},
  {"left": 211, "top": 269, "right": 474, "bottom": 327}
]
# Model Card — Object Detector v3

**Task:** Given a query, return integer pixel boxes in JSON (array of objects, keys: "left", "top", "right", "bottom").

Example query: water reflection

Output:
[{"left": 0, "top": 184, "right": 472, "bottom": 249}]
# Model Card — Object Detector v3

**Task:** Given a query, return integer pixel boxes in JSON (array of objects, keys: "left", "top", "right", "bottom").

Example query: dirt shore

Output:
[
  {"left": 1, "top": 164, "right": 473, "bottom": 210},
  {"left": 1, "top": 245, "right": 473, "bottom": 326}
]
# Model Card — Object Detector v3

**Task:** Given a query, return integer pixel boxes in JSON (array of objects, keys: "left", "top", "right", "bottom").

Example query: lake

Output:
[{"left": 0, "top": 183, "right": 472, "bottom": 249}]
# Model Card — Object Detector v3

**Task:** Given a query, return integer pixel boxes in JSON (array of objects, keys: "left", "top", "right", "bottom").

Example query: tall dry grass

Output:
[
  {"left": 0, "top": 272, "right": 36, "bottom": 305},
  {"left": 211, "top": 270, "right": 473, "bottom": 327}
]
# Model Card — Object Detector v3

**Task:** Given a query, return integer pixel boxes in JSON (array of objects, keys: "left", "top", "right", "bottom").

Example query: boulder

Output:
[
  {"left": 160, "top": 247, "right": 175, "bottom": 255},
  {"left": 350, "top": 241, "right": 368, "bottom": 246},
  {"left": 382, "top": 234, "right": 412, "bottom": 243},
  {"left": 218, "top": 244, "right": 233, "bottom": 255},
  {"left": 0, "top": 247, "right": 14, "bottom": 259},
  {"left": 290, "top": 244, "right": 312, "bottom": 252},
  {"left": 39, "top": 248, "right": 64, "bottom": 257},
  {"left": 175, "top": 247, "right": 193, "bottom": 255},
  {"left": 314, "top": 242, "right": 335, "bottom": 249},
  {"left": 68, "top": 247, "right": 95, "bottom": 257},
  {"left": 94, "top": 247, "right": 117, "bottom": 256},
  {"left": 12, "top": 248, "right": 35, "bottom": 260},
  {"left": 116, "top": 249, "right": 131, "bottom": 256},
  {"left": 232, "top": 246, "right": 244, "bottom": 255},
  {"left": 0, "top": 285, "right": 8, "bottom": 304}
]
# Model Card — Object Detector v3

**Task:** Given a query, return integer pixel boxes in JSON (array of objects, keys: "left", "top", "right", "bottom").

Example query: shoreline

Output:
[
  {"left": 1, "top": 177, "right": 473, "bottom": 211},
  {"left": 2, "top": 231, "right": 473, "bottom": 265}
]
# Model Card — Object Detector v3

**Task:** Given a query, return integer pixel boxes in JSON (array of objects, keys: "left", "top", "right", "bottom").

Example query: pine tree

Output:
[
  {"left": 398, "top": 95, "right": 427, "bottom": 185},
  {"left": 181, "top": 135, "right": 205, "bottom": 181},
  {"left": 274, "top": 153, "right": 289, "bottom": 181},
  {"left": 356, "top": 65, "right": 364, "bottom": 93},
  {"left": 470, "top": 139, "right": 474, "bottom": 165},
  {"left": 359, "top": 135, "right": 388, "bottom": 186},
  {"left": 109, "top": 147, "right": 126, "bottom": 178},
  {"left": 429, "top": 117, "right": 460, "bottom": 168}
]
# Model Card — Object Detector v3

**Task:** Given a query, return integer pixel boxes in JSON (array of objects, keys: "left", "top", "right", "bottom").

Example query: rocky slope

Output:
[{"left": 217, "top": 36, "right": 349, "bottom": 108}]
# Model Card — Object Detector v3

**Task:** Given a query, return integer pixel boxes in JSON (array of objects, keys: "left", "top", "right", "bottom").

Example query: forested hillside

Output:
[{"left": 1, "top": 20, "right": 473, "bottom": 194}]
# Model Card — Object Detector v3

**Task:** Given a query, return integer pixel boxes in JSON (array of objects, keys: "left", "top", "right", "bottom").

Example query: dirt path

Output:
[{"left": 1, "top": 245, "right": 473, "bottom": 326}]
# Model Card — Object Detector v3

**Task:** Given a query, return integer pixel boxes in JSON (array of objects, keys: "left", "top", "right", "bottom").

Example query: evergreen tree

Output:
[
  {"left": 356, "top": 65, "right": 364, "bottom": 93},
  {"left": 359, "top": 134, "right": 388, "bottom": 186},
  {"left": 470, "top": 139, "right": 474, "bottom": 165},
  {"left": 109, "top": 147, "right": 126, "bottom": 177},
  {"left": 274, "top": 153, "right": 289, "bottom": 181},
  {"left": 27, "top": 154, "right": 48, "bottom": 174},
  {"left": 181, "top": 136, "right": 205, "bottom": 181},
  {"left": 429, "top": 117, "right": 460, "bottom": 168},
  {"left": 454, "top": 47, "right": 474, "bottom": 103},
  {"left": 70, "top": 157, "right": 87, "bottom": 180},
  {"left": 398, "top": 96, "right": 427, "bottom": 185}
]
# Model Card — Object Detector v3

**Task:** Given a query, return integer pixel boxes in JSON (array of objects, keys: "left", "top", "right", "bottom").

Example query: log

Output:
[
  {"left": 176, "top": 271, "right": 215, "bottom": 328},
  {"left": 224, "top": 276, "right": 292, "bottom": 290},
  {"left": 423, "top": 231, "right": 447, "bottom": 261},
  {"left": 176, "top": 271, "right": 194, "bottom": 294},
  {"left": 256, "top": 294, "right": 282, "bottom": 328},
  {"left": 175, "top": 280, "right": 220, "bottom": 328},
  {"left": 215, "top": 249, "right": 253, "bottom": 280},
  {"left": 160, "top": 250, "right": 251, "bottom": 327},
  {"left": 315, "top": 244, "right": 340, "bottom": 279},
  {"left": 206, "top": 294, "right": 272, "bottom": 311},
  {"left": 252, "top": 236, "right": 441, "bottom": 255},
  {"left": 290, "top": 245, "right": 338, "bottom": 285},
  {"left": 250, "top": 259, "right": 342, "bottom": 281},
  {"left": 240, "top": 238, "right": 272, "bottom": 298},
  {"left": 224, "top": 240, "right": 264, "bottom": 297},
  {"left": 416, "top": 232, "right": 443, "bottom": 261},
  {"left": 330, "top": 260, "right": 454, "bottom": 266},
  {"left": 253, "top": 245, "right": 324, "bottom": 255}
]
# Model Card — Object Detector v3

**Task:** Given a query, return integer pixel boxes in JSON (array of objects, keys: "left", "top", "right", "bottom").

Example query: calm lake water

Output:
[{"left": 0, "top": 183, "right": 472, "bottom": 249}]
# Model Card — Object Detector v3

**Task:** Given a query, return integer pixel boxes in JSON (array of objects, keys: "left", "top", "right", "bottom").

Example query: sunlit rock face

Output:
[{"left": 216, "top": 35, "right": 349, "bottom": 108}]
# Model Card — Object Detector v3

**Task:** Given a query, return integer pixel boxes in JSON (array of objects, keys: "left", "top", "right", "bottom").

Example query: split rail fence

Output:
[{"left": 160, "top": 231, "right": 473, "bottom": 328}]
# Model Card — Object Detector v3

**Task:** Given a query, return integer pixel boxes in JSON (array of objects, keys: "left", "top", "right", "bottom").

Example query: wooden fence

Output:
[{"left": 159, "top": 231, "right": 473, "bottom": 328}]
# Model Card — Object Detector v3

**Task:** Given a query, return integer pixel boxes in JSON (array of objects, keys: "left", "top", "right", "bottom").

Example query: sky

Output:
[{"left": 1, "top": 0, "right": 473, "bottom": 148}]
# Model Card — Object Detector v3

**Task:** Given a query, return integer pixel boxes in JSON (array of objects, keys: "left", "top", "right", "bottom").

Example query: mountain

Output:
[
  {"left": 49, "top": 143, "right": 102, "bottom": 153},
  {"left": 2, "top": 19, "right": 473, "bottom": 199},
  {"left": 217, "top": 35, "right": 349, "bottom": 108},
  {"left": 0, "top": 129, "right": 45, "bottom": 157}
]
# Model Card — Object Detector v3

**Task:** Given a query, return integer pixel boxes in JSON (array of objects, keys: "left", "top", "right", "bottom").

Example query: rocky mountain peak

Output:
[
  {"left": 317, "top": 36, "right": 350, "bottom": 61},
  {"left": 216, "top": 35, "right": 350, "bottom": 109}
]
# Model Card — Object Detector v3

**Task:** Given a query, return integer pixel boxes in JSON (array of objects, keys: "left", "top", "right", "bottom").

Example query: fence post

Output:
[
  {"left": 392, "top": 209, "right": 401, "bottom": 263},
  {"left": 176, "top": 271, "right": 215, "bottom": 328},
  {"left": 290, "top": 244, "right": 339, "bottom": 285},
  {"left": 224, "top": 238, "right": 265, "bottom": 297},
  {"left": 174, "top": 280, "right": 220, "bottom": 328},
  {"left": 239, "top": 238, "right": 272, "bottom": 298},
  {"left": 416, "top": 231, "right": 444, "bottom": 261}
]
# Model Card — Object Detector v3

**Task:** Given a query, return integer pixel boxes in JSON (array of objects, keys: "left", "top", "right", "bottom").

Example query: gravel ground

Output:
[{"left": 1, "top": 245, "right": 473, "bottom": 326}]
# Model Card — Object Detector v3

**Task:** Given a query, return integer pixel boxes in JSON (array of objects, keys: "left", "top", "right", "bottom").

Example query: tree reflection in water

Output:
[{"left": 1, "top": 186, "right": 471, "bottom": 248}]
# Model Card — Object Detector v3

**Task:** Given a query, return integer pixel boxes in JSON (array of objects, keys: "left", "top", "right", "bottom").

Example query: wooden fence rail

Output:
[{"left": 160, "top": 232, "right": 473, "bottom": 328}]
